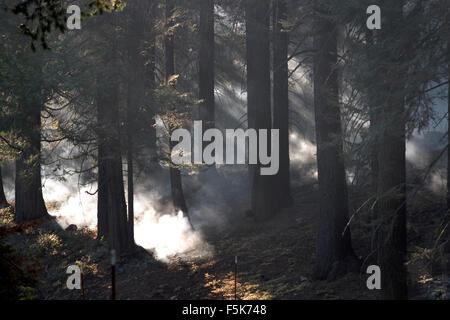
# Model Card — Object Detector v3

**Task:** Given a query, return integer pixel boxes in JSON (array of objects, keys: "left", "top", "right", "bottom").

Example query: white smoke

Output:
[
  {"left": 289, "top": 131, "right": 318, "bottom": 182},
  {"left": 42, "top": 175, "right": 209, "bottom": 262}
]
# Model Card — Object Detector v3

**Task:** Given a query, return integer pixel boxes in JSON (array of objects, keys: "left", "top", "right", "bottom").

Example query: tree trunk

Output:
[
  {"left": 123, "top": 0, "right": 149, "bottom": 247},
  {"left": 312, "top": 6, "right": 357, "bottom": 280},
  {"left": 14, "top": 104, "right": 48, "bottom": 223},
  {"left": 96, "top": 15, "right": 134, "bottom": 255},
  {"left": 0, "top": 167, "right": 8, "bottom": 209},
  {"left": 447, "top": 41, "right": 450, "bottom": 210},
  {"left": 199, "top": 0, "right": 215, "bottom": 129},
  {"left": 127, "top": 84, "right": 135, "bottom": 244},
  {"left": 365, "top": 29, "right": 379, "bottom": 195},
  {"left": 96, "top": 83, "right": 133, "bottom": 256},
  {"left": 272, "top": 0, "right": 293, "bottom": 208},
  {"left": 144, "top": 0, "right": 158, "bottom": 162},
  {"left": 376, "top": 0, "right": 407, "bottom": 299},
  {"left": 446, "top": 45, "right": 450, "bottom": 254},
  {"left": 245, "top": 0, "right": 276, "bottom": 221},
  {"left": 165, "top": 0, "right": 192, "bottom": 226}
]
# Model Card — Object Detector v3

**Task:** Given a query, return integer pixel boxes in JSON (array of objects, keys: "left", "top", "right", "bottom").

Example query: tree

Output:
[
  {"left": 14, "top": 100, "right": 49, "bottom": 223},
  {"left": 312, "top": 3, "right": 357, "bottom": 280},
  {"left": 446, "top": 40, "right": 450, "bottom": 253},
  {"left": 374, "top": 0, "right": 408, "bottom": 299},
  {"left": 165, "top": 0, "right": 191, "bottom": 222},
  {"left": 365, "top": 29, "right": 379, "bottom": 195},
  {"left": 96, "top": 12, "right": 134, "bottom": 257},
  {"left": 245, "top": 0, "right": 276, "bottom": 221},
  {"left": 447, "top": 41, "right": 450, "bottom": 210},
  {"left": 199, "top": 0, "right": 215, "bottom": 129},
  {"left": 272, "top": 0, "right": 293, "bottom": 208},
  {"left": 0, "top": 167, "right": 8, "bottom": 208}
]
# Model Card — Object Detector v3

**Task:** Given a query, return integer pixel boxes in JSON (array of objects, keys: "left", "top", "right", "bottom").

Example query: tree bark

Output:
[
  {"left": 165, "top": 0, "right": 192, "bottom": 226},
  {"left": 124, "top": 0, "right": 148, "bottom": 247},
  {"left": 245, "top": 0, "right": 276, "bottom": 221},
  {"left": 199, "top": 0, "right": 215, "bottom": 129},
  {"left": 144, "top": 0, "right": 158, "bottom": 162},
  {"left": 127, "top": 86, "right": 135, "bottom": 244},
  {"left": 446, "top": 42, "right": 450, "bottom": 254},
  {"left": 96, "top": 83, "right": 133, "bottom": 256},
  {"left": 312, "top": 6, "right": 357, "bottom": 280},
  {"left": 0, "top": 166, "right": 8, "bottom": 209},
  {"left": 272, "top": 0, "right": 293, "bottom": 208},
  {"left": 365, "top": 29, "right": 379, "bottom": 195},
  {"left": 447, "top": 41, "right": 450, "bottom": 210},
  {"left": 375, "top": 0, "right": 407, "bottom": 299},
  {"left": 14, "top": 104, "right": 48, "bottom": 223},
  {"left": 96, "top": 15, "right": 134, "bottom": 255}
]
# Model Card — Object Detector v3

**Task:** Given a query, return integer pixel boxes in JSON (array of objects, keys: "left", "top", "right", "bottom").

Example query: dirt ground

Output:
[{"left": 1, "top": 182, "right": 449, "bottom": 300}]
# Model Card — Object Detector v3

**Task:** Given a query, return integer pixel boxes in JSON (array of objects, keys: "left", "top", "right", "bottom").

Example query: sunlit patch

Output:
[
  {"left": 204, "top": 272, "right": 272, "bottom": 300},
  {"left": 418, "top": 275, "right": 434, "bottom": 284}
]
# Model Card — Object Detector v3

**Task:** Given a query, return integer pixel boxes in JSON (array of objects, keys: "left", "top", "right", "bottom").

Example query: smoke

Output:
[
  {"left": 43, "top": 178, "right": 98, "bottom": 229},
  {"left": 40, "top": 173, "right": 210, "bottom": 262},
  {"left": 406, "top": 130, "right": 447, "bottom": 197},
  {"left": 289, "top": 131, "right": 317, "bottom": 185}
]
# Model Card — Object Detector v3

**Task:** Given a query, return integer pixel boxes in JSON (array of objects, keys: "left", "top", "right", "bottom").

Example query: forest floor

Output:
[{"left": 1, "top": 182, "right": 449, "bottom": 300}]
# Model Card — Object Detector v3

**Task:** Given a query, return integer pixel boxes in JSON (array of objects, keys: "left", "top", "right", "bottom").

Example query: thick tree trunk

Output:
[
  {"left": 96, "top": 14, "right": 135, "bottom": 254},
  {"left": 376, "top": 0, "right": 407, "bottom": 299},
  {"left": 272, "top": 0, "right": 293, "bottom": 208},
  {"left": 245, "top": 0, "right": 276, "bottom": 221},
  {"left": 0, "top": 167, "right": 8, "bottom": 208},
  {"left": 199, "top": 0, "right": 215, "bottom": 129},
  {"left": 165, "top": 0, "right": 192, "bottom": 226},
  {"left": 14, "top": 105, "right": 48, "bottom": 223},
  {"left": 123, "top": 0, "right": 150, "bottom": 246},
  {"left": 312, "top": 7, "right": 357, "bottom": 280},
  {"left": 97, "top": 84, "right": 133, "bottom": 256}
]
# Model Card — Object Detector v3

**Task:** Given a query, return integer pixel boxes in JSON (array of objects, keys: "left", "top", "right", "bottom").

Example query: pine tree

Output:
[
  {"left": 273, "top": 0, "right": 293, "bottom": 208},
  {"left": 312, "top": 2, "right": 358, "bottom": 280}
]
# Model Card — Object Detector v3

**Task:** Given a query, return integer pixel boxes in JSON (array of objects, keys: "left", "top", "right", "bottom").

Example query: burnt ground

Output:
[{"left": 0, "top": 183, "right": 449, "bottom": 300}]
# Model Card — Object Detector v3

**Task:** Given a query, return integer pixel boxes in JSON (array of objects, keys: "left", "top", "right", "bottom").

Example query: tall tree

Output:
[
  {"left": 447, "top": 40, "right": 450, "bottom": 210},
  {"left": 199, "top": 0, "right": 215, "bottom": 129},
  {"left": 375, "top": 0, "right": 407, "bottom": 299},
  {"left": 165, "top": 0, "right": 191, "bottom": 223},
  {"left": 272, "top": 0, "right": 293, "bottom": 208},
  {"left": 143, "top": 0, "right": 158, "bottom": 164},
  {"left": 124, "top": 1, "right": 148, "bottom": 245},
  {"left": 245, "top": 0, "right": 276, "bottom": 221},
  {"left": 96, "top": 12, "right": 134, "bottom": 257},
  {"left": 97, "top": 82, "right": 134, "bottom": 256},
  {"left": 0, "top": 7, "right": 49, "bottom": 223},
  {"left": 312, "top": 3, "right": 357, "bottom": 280},
  {"left": 446, "top": 40, "right": 450, "bottom": 254},
  {"left": 14, "top": 95, "right": 48, "bottom": 223},
  {"left": 365, "top": 29, "right": 379, "bottom": 195}
]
